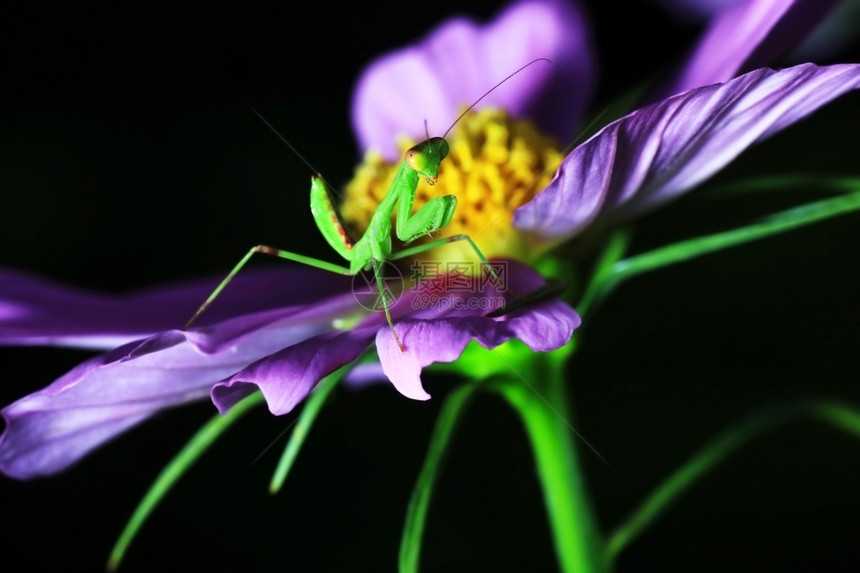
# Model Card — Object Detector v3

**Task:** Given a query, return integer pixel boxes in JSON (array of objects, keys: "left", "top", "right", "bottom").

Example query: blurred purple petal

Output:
[
  {"left": 351, "top": 0, "right": 595, "bottom": 159},
  {"left": 515, "top": 63, "right": 860, "bottom": 240},
  {"left": 0, "top": 266, "right": 354, "bottom": 350},
  {"left": 658, "top": 0, "right": 839, "bottom": 99},
  {"left": 0, "top": 287, "right": 359, "bottom": 479}
]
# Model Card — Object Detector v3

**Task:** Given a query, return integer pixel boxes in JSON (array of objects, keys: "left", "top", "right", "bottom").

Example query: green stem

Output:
[{"left": 496, "top": 353, "right": 604, "bottom": 573}]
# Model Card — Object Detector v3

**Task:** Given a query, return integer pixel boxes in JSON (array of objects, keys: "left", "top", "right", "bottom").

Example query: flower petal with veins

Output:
[{"left": 515, "top": 63, "right": 860, "bottom": 241}]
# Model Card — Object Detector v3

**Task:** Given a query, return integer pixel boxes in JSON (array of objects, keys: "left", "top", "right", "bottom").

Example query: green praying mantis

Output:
[{"left": 184, "top": 59, "right": 550, "bottom": 351}]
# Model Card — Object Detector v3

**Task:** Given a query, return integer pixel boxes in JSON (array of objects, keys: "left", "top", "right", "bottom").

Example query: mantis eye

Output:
[{"left": 403, "top": 148, "right": 423, "bottom": 171}]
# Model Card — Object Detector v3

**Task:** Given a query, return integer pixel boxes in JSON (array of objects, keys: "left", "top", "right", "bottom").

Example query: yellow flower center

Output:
[{"left": 342, "top": 108, "right": 563, "bottom": 270}]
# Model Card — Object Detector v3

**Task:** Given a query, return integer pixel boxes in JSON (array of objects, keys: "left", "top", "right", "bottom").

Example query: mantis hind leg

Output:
[{"left": 184, "top": 245, "right": 352, "bottom": 329}]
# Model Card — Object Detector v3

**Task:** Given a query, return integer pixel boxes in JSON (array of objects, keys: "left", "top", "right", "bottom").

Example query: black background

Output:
[{"left": 2, "top": 1, "right": 860, "bottom": 571}]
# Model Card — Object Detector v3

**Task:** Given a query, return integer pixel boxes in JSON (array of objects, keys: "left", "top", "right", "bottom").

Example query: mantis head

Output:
[{"left": 405, "top": 137, "right": 449, "bottom": 185}]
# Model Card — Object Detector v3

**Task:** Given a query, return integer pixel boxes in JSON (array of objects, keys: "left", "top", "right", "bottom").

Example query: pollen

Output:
[{"left": 342, "top": 108, "right": 563, "bottom": 267}]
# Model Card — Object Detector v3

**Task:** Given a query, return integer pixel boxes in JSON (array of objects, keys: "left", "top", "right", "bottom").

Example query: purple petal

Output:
[
  {"left": 377, "top": 263, "right": 580, "bottom": 400},
  {"left": 514, "top": 63, "right": 860, "bottom": 240},
  {"left": 658, "top": 0, "right": 839, "bottom": 99},
  {"left": 0, "top": 289, "right": 359, "bottom": 479},
  {"left": 211, "top": 324, "right": 378, "bottom": 415},
  {"left": 351, "top": 0, "right": 595, "bottom": 159},
  {"left": 0, "top": 266, "right": 354, "bottom": 350}
]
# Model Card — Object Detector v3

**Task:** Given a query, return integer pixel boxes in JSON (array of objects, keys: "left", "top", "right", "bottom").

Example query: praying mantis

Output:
[{"left": 185, "top": 59, "right": 550, "bottom": 351}]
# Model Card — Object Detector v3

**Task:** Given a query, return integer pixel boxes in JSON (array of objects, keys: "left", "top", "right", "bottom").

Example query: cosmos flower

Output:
[
  {"left": 2, "top": 0, "right": 859, "bottom": 481},
  {"left": 0, "top": 259, "right": 576, "bottom": 479}
]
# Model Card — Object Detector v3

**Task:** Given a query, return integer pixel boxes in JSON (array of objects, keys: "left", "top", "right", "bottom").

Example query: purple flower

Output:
[
  {"left": 2, "top": 0, "right": 859, "bottom": 481},
  {"left": 0, "top": 258, "right": 577, "bottom": 479}
]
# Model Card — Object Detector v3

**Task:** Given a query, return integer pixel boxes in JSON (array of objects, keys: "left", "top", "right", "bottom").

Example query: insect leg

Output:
[{"left": 184, "top": 245, "right": 351, "bottom": 329}]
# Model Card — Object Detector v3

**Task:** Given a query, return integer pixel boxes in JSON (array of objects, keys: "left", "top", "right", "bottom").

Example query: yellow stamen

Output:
[{"left": 342, "top": 108, "right": 563, "bottom": 268}]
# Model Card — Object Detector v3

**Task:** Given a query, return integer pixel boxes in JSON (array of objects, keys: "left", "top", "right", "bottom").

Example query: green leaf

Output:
[
  {"left": 575, "top": 228, "right": 631, "bottom": 318},
  {"left": 704, "top": 173, "right": 860, "bottom": 198},
  {"left": 606, "top": 399, "right": 860, "bottom": 564},
  {"left": 269, "top": 366, "right": 346, "bottom": 494},
  {"left": 399, "top": 383, "right": 479, "bottom": 573},
  {"left": 106, "top": 392, "right": 264, "bottom": 572},
  {"left": 592, "top": 186, "right": 860, "bottom": 306},
  {"left": 814, "top": 400, "right": 860, "bottom": 438}
]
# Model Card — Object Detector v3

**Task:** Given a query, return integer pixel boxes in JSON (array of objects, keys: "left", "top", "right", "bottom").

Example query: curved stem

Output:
[{"left": 496, "top": 353, "right": 605, "bottom": 573}]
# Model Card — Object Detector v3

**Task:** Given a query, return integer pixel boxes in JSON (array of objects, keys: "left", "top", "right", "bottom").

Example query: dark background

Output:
[{"left": 2, "top": 1, "right": 860, "bottom": 571}]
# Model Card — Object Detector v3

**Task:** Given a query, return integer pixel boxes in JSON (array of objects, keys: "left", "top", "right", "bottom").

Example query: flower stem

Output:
[{"left": 496, "top": 350, "right": 605, "bottom": 573}]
